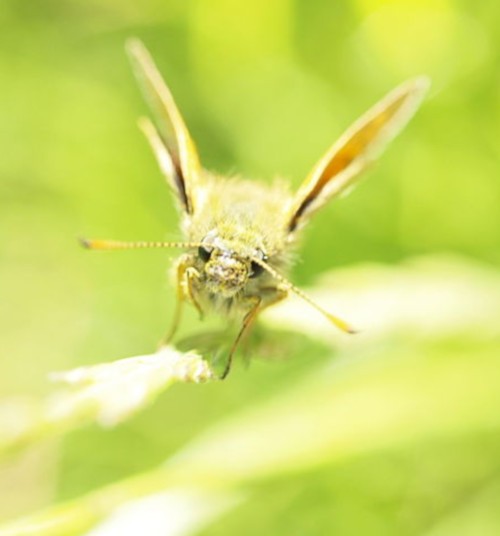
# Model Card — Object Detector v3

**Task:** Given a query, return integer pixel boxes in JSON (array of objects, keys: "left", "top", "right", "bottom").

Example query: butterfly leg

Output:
[
  {"left": 162, "top": 256, "right": 203, "bottom": 345},
  {"left": 259, "top": 286, "right": 288, "bottom": 312},
  {"left": 221, "top": 296, "right": 261, "bottom": 379},
  {"left": 221, "top": 287, "right": 288, "bottom": 379},
  {"left": 240, "top": 286, "right": 288, "bottom": 362}
]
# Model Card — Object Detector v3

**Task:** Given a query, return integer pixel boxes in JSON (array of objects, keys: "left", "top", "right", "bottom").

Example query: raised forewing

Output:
[
  {"left": 127, "top": 38, "right": 202, "bottom": 215},
  {"left": 286, "top": 77, "right": 430, "bottom": 233}
]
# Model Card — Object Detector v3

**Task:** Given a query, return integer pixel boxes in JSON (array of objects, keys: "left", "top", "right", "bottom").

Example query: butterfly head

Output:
[{"left": 197, "top": 232, "right": 267, "bottom": 298}]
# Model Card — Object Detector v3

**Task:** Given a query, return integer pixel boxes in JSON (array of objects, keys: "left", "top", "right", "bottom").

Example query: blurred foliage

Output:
[{"left": 0, "top": 0, "right": 499, "bottom": 534}]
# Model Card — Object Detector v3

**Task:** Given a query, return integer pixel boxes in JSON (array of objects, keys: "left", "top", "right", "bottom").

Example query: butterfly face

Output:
[{"left": 201, "top": 248, "right": 250, "bottom": 297}]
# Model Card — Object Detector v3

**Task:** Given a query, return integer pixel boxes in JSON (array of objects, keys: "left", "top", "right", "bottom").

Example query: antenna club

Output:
[
  {"left": 333, "top": 320, "right": 359, "bottom": 335},
  {"left": 78, "top": 238, "right": 123, "bottom": 250}
]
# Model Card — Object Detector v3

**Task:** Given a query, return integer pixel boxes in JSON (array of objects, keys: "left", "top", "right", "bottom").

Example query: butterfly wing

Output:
[
  {"left": 127, "top": 38, "right": 202, "bottom": 215},
  {"left": 286, "top": 77, "right": 430, "bottom": 233}
]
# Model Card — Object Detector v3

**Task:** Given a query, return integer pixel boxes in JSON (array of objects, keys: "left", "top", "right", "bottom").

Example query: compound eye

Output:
[
  {"left": 198, "top": 245, "right": 212, "bottom": 262},
  {"left": 249, "top": 260, "right": 265, "bottom": 278}
]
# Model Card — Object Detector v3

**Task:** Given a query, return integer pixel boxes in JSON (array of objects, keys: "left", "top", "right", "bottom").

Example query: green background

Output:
[{"left": 0, "top": 0, "right": 499, "bottom": 534}]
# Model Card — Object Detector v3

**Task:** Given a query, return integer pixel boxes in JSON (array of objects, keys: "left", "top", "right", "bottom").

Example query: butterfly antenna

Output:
[
  {"left": 79, "top": 238, "right": 203, "bottom": 250},
  {"left": 252, "top": 257, "right": 358, "bottom": 334}
]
